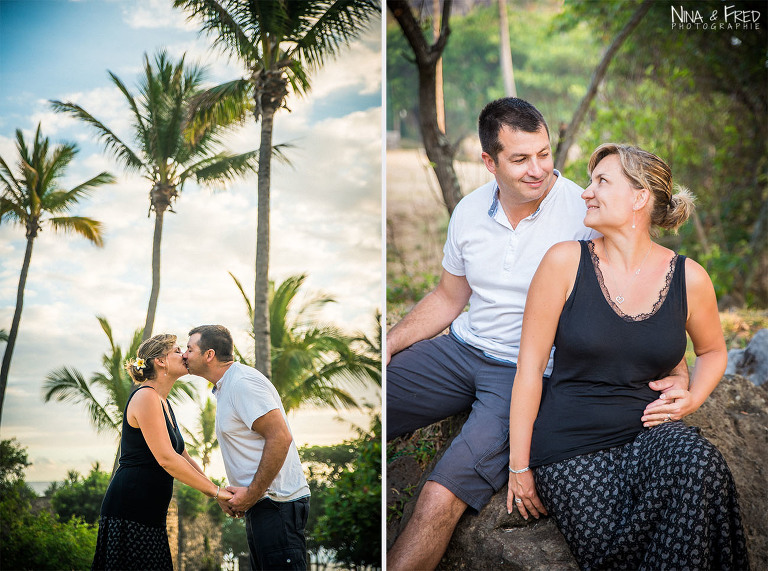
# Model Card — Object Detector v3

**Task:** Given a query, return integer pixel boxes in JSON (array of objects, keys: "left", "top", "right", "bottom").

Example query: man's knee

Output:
[{"left": 410, "top": 481, "right": 468, "bottom": 526}]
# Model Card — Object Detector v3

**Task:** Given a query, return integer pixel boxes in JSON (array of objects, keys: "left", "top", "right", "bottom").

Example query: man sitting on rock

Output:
[{"left": 386, "top": 97, "right": 689, "bottom": 570}]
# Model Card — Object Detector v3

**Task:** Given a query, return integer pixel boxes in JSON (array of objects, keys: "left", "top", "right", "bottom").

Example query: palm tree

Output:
[
  {"left": 50, "top": 50, "right": 260, "bottom": 342},
  {"left": 231, "top": 273, "right": 380, "bottom": 412},
  {"left": 0, "top": 124, "right": 114, "bottom": 426},
  {"left": 173, "top": 0, "right": 380, "bottom": 379},
  {"left": 182, "top": 397, "right": 218, "bottom": 471},
  {"left": 43, "top": 316, "right": 198, "bottom": 474}
]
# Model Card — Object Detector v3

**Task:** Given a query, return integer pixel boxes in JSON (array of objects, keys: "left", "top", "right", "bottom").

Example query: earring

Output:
[{"left": 632, "top": 209, "right": 636, "bottom": 229}]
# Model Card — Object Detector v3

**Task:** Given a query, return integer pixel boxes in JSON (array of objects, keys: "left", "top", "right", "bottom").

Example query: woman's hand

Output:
[
  {"left": 642, "top": 388, "right": 699, "bottom": 427},
  {"left": 506, "top": 470, "right": 547, "bottom": 520},
  {"left": 217, "top": 487, "right": 234, "bottom": 501}
]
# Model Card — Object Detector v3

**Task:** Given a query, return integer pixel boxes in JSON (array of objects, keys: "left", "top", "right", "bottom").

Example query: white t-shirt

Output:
[
  {"left": 443, "top": 171, "right": 595, "bottom": 375},
  {"left": 214, "top": 362, "right": 309, "bottom": 502}
]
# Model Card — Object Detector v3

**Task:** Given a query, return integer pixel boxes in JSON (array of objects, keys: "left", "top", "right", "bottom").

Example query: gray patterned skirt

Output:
[
  {"left": 534, "top": 421, "right": 749, "bottom": 570},
  {"left": 92, "top": 515, "right": 173, "bottom": 570}
]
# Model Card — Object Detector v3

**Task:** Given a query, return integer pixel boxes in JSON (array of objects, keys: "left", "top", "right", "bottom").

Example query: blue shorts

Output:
[{"left": 387, "top": 333, "right": 517, "bottom": 511}]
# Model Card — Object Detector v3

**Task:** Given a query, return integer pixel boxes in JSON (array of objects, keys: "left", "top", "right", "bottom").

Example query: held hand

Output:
[
  {"left": 217, "top": 497, "right": 237, "bottom": 517},
  {"left": 642, "top": 389, "right": 698, "bottom": 427},
  {"left": 506, "top": 470, "right": 547, "bottom": 521},
  {"left": 226, "top": 485, "right": 258, "bottom": 513},
  {"left": 217, "top": 488, "right": 234, "bottom": 502},
  {"left": 648, "top": 371, "right": 689, "bottom": 395}
]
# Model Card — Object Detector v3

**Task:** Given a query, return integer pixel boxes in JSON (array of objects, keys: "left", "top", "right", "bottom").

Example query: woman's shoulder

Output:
[
  {"left": 682, "top": 256, "right": 714, "bottom": 291},
  {"left": 544, "top": 240, "right": 583, "bottom": 263}
]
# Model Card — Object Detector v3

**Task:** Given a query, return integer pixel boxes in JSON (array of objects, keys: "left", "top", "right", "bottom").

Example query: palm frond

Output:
[
  {"left": 173, "top": 0, "right": 257, "bottom": 63},
  {"left": 43, "top": 367, "right": 119, "bottom": 434},
  {"left": 50, "top": 100, "right": 145, "bottom": 173},
  {"left": 47, "top": 216, "right": 105, "bottom": 247}
]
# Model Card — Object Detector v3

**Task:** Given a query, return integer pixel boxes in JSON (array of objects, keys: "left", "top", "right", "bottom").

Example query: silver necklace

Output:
[{"left": 602, "top": 243, "right": 653, "bottom": 305}]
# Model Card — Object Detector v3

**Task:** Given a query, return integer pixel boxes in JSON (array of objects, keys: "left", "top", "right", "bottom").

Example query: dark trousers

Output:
[{"left": 245, "top": 496, "right": 310, "bottom": 570}]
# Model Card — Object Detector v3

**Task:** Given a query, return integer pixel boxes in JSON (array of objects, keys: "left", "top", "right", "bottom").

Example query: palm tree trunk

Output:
[
  {"left": 143, "top": 208, "right": 165, "bottom": 341},
  {"left": 254, "top": 104, "right": 275, "bottom": 380},
  {"left": 554, "top": 0, "right": 653, "bottom": 171},
  {"left": 0, "top": 234, "right": 36, "bottom": 426}
]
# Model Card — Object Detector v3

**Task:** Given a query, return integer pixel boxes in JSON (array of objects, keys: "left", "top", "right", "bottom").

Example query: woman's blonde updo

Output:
[
  {"left": 588, "top": 143, "right": 695, "bottom": 234},
  {"left": 125, "top": 334, "right": 177, "bottom": 383}
]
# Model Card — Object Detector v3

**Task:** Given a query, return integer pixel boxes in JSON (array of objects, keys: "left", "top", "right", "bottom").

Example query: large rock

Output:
[
  {"left": 387, "top": 375, "right": 768, "bottom": 570},
  {"left": 725, "top": 328, "right": 768, "bottom": 385}
]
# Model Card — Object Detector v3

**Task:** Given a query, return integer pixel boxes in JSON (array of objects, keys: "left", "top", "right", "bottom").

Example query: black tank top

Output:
[
  {"left": 100, "top": 385, "right": 184, "bottom": 526},
  {"left": 530, "top": 240, "right": 687, "bottom": 467}
]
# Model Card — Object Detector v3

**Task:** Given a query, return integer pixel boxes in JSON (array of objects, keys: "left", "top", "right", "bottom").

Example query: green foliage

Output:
[
  {"left": 220, "top": 515, "right": 249, "bottom": 563},
  {"left": 386, "top": 272, "right": 440, "bottom": 307},
  {"left": 1, "top": 439, "right": 98, "bottom": 570},
  {"left": 48, "top": 464, "right": 110, "bottom": 524},
  {"left": 316, "top": 414, "right": 381, "bottom": 569}
]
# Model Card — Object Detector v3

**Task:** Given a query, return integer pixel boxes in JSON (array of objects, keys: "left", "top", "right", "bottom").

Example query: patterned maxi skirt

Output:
[
  {"left": 91, "top": 515, "right": 173, "bottom": 570},
  {"left": 534, "top": 421, "right": 749, "bottom": 570}
]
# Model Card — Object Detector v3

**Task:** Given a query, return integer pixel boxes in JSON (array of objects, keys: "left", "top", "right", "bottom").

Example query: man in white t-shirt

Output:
[
  {"left": 386, "top": 98, "right": 687, "bottom": 570},
  {"left": 183, "top": 325, "right": 309, "bottom": 571}
]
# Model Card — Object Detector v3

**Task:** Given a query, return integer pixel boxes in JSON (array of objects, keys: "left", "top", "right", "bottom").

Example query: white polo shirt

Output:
[
  {"left": 214, "top": 362, "right": 309, "bottom": 502},
  {"left": 443, "top": 171, "right": 595, "bottom": 375}
]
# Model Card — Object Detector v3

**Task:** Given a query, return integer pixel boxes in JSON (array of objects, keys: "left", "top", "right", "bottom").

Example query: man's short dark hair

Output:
[
  {"left": 189, "top": 324, "right": 234, "bottom": 362},
  {"left": 478, "top": 97, "right": 550, "bottom": 163}
]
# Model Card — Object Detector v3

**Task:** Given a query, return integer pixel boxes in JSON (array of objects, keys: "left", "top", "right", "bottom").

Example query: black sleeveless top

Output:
[
  {"left": 100, "top": 385, "right": 185, "bottom": 526},
  {"left": 530, "top": 240, "right": 687, "bottom": 467}
]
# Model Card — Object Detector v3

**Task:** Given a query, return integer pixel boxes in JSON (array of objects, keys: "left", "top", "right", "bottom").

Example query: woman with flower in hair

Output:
[
  {"left": 507, "top": 144, "right": 748, "bottom": 569},
  {"left": 92, "top": 334, "right": 233, "bottom": 570}
]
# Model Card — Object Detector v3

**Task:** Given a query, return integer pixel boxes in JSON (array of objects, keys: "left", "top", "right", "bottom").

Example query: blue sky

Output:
[{"left": 0, "top": 0, "right": 383, "bottom": 482}]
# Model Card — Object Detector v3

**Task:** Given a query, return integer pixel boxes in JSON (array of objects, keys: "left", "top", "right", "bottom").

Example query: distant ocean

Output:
[{"left": 28, "top": 481, "right": 53, "bottom": 497}]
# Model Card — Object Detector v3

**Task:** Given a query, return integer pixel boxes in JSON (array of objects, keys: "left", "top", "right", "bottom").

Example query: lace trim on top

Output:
[{"left": 588, "top": 240, "right": 678, "bottom": 322}]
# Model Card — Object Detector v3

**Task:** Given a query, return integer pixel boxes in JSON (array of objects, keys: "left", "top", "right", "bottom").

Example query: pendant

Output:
[{"left": 615, "top": 295, "right": 625, "bottom": 305}]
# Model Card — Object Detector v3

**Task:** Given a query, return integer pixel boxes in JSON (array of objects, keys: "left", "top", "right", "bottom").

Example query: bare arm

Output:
[
  {"left": 226, "top": 409, "right": 293, "bottom": 512},
  {"left": 642, "top": 258, "right": 727, "bottom": 426},
  {"left": 181, "top": 449, "right": 206, "bottom": 476},
  {"left": 130, "top": 391, "right": 231, "bottom": 500},
  {"left": 386, "top": 269, "right": 472, "bottom": 363},
  {"left": 507, "top": 242, "right": 580, "bottom": 520}
]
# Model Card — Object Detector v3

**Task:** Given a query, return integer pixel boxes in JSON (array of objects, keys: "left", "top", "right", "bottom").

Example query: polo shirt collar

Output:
[{"left": 487, "top": 170, "right": 562, "bottom": 223}]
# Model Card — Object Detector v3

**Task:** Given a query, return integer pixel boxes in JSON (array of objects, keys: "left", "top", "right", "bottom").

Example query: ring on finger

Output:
[
  {"left": 664, "top": 413, "right": 672, "bottom": 422},
  {"left": 514, "top": 498, "right": 522, "bottom": 504}
]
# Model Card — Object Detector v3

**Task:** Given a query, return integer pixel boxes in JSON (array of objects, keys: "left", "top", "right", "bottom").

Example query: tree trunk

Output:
[
  {"left": 143, "top": 207, "right": 166, "bottom": 342},
  {"left": 554, "top": 0, "right": 654, "bottom": 171},
  {"left": 498, "top": 0, "right": 517, "bottom": 97},
  {"left": 389, "top": 0, "right": 463, "bottom": 215},
  {"left": 0, "top": 232, "right": 36, "bottom": 426},
  {"left": 253, "top": 103, "right": 275, "bottom": 380}
]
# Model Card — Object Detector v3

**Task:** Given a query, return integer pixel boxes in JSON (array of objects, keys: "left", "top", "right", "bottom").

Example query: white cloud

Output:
[{"left": 122, "top": 0, "right": 197, "bottom": 31}]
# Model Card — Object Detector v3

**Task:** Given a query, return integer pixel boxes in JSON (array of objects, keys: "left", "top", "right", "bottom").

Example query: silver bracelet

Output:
[
  {"left": 214, "top": 485, "right": 220, "bottom": 499},
  {"left": 508, "top": 466, "right": 530, "bottom": 474}
]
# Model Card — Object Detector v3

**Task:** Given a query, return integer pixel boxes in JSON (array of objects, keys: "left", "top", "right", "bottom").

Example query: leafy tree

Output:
[
  {"left": 183, "top": 396, "right": 218, "bottom": 471},
  {"left": 51, "top": 51, "right": 259, "bottom": 341},
  {"left": 0, "top": 124, "right": 114, "bottom": 425},
  {"left": 300, "top": 440, "right": 358, "bottom": 567},
  {"left": 231, "top": 273, "right": 381, "bottom": 411},
  {"left": 1, "top": 439, "right": 97, "bottom": 570},
  {"left": 558, "top": 0, "right": 767, "bottom": 305},
  {"left": 48, "top": 464, "right": 110, "bottom": 524},
  {"left": 173, "top": 0, "right": 380, "bottom": 379},
  {"left": 43, "top": 316, "right": 197, "bottom": 474},
  {"left": 316, "top": 413, "right": 381, "bottom": 569}
]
